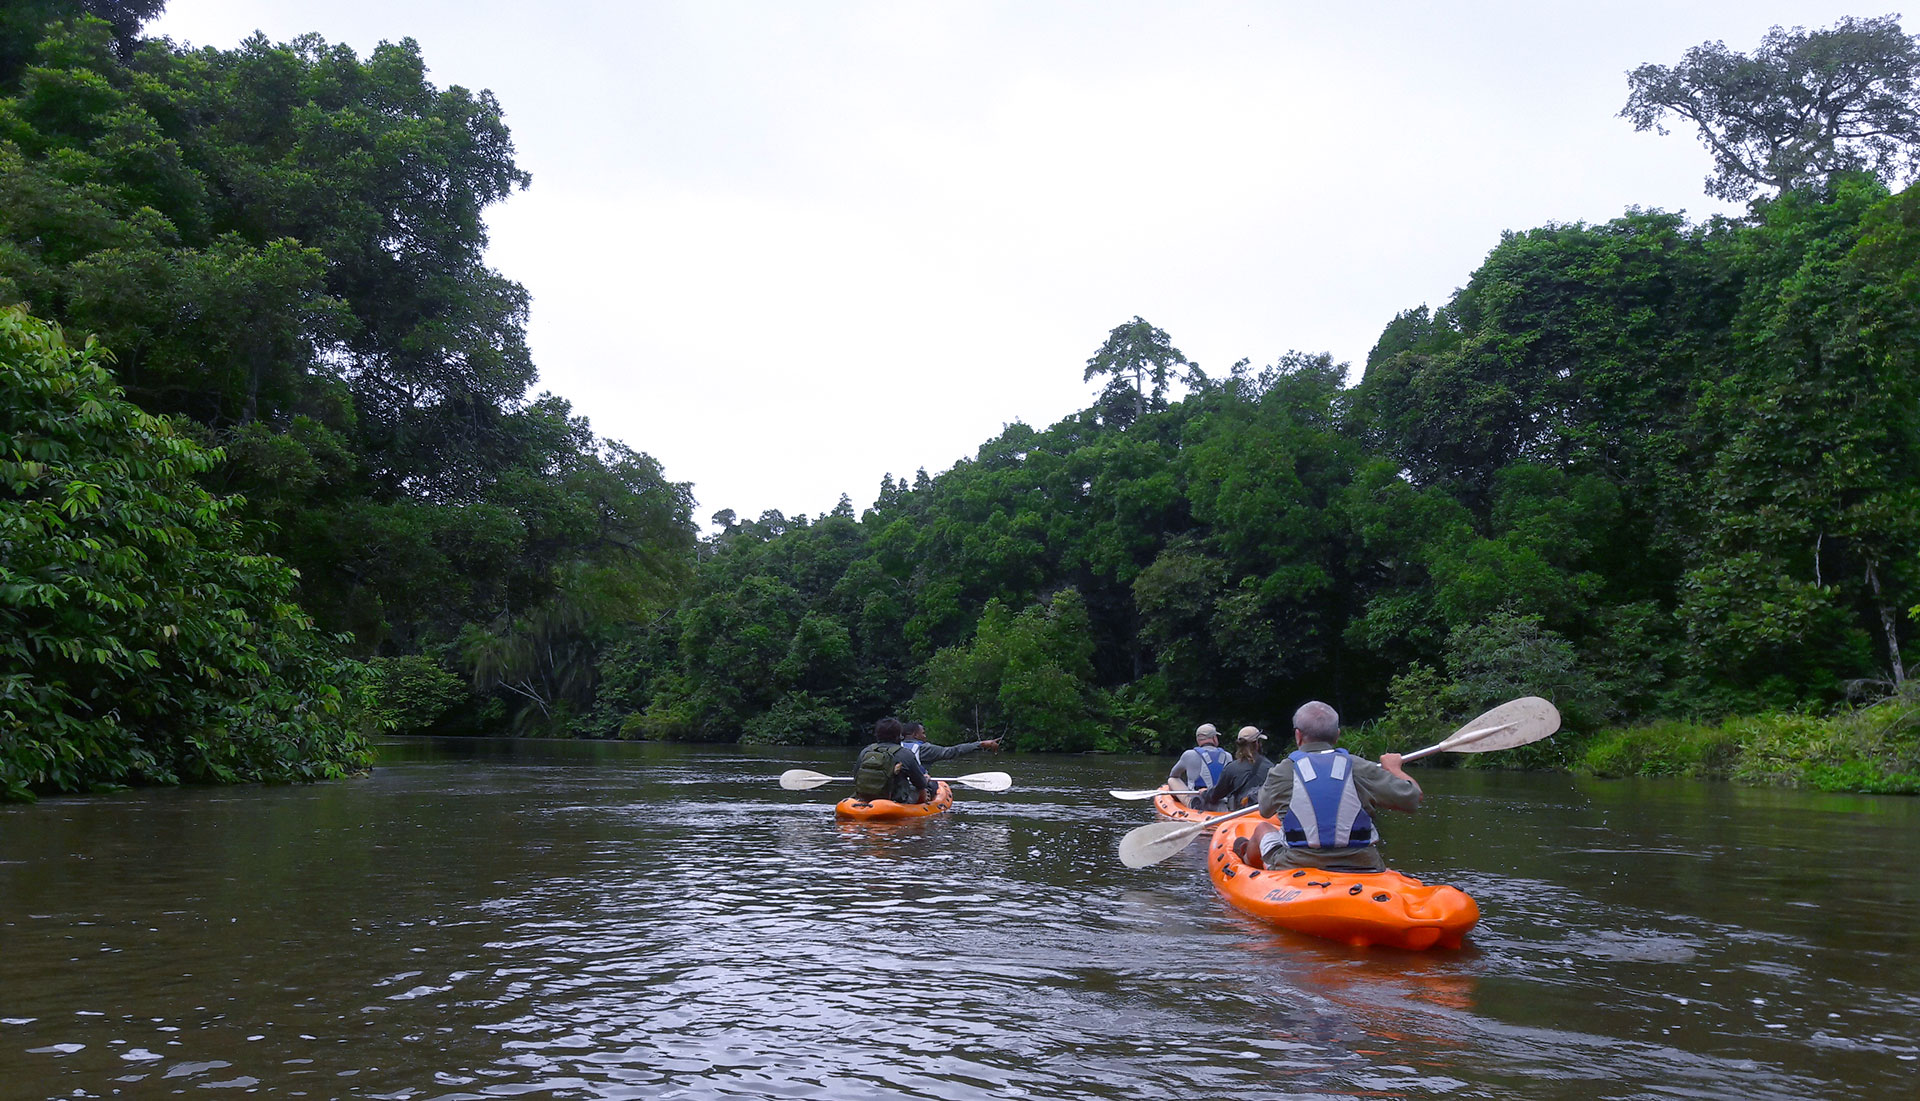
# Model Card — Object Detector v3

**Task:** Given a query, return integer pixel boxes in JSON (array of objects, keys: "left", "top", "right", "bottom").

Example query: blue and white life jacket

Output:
[
  {"left": 1281, "top": 748, "right": 1375, "bottom": 849},
  {"left": 1194, "top": 745, "right": 1231, "bottom": 788}
]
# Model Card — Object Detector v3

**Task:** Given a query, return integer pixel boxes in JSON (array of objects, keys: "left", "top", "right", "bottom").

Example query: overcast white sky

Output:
[{"left": 150, "top": 1, "right": 1887, "bottom": 529}]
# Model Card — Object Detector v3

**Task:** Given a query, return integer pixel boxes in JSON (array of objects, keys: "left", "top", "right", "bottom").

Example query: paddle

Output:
[
  {"left": 1116, "top": 696, "right": 1561, "bottom": 869},
  {"left": 778, "top": 768, "right": 1013, "bottom": 793}
]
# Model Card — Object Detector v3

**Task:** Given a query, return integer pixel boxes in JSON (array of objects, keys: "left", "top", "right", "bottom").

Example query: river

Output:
[{"left": 2, "top": 738, "right": 1916, "bottom": 1100}]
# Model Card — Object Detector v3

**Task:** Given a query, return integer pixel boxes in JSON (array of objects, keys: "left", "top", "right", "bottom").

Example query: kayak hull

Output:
[
  {"left": 1206, "top": 815, "right": 1479, "bottom": 950},
  {"left": 1152, "top": 786, "right": 1220, "bottom": 823},
  {"left": 835, "top": 782, "right": 953, "bottom": 820}
]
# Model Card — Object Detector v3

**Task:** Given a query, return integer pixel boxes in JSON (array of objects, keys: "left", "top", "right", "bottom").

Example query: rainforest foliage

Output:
[
  {"left": 613, "top": 180, "right": 1920, "bottom": 770},
  {"left": 4, "top": 7, "right": 1919, "bottom": 798},
  {"left": 1, "top": 6, "right": 694, "bottom": 797}
]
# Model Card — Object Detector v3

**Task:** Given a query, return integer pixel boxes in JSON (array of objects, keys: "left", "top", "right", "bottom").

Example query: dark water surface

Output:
[{"left": 2, "top": 739, "right": 1916, "bottom": 1100}]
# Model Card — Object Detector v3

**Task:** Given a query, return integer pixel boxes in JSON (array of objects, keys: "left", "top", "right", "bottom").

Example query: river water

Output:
[{"left": 2, "top": 738, "right": 1916, "bottom": 1100}]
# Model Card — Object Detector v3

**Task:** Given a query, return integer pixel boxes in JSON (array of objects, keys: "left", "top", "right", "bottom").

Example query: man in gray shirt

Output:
[
  {"left": 1244, "top": 700, "right": 1422, "bottom": 872},
  {"left": 898, "top": 721, "right": 1000, "bottom": 768}
]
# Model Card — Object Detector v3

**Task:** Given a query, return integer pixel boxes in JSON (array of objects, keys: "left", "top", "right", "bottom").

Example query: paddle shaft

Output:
[{"left": 1400, "top": 721, "right": 1512, "bottom": 763}]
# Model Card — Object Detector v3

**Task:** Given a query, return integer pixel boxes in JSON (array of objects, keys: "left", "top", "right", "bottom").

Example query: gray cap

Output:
[
  {"left": 1236, "top": 726, "right": 1266, "bottom": 743},
  {"left": 1194, "top": 723, "right": 1220, "bottom": 742}
]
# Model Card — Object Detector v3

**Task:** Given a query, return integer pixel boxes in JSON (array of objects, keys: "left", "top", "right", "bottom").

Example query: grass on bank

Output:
[{"left": 1572, "top": 684, "right": 1920, "bottom": 794}]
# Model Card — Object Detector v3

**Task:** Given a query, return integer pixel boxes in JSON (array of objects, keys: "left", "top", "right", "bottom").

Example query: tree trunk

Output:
[{"left": 1864, "top": 560, "right": 1906, "bottom": 685}]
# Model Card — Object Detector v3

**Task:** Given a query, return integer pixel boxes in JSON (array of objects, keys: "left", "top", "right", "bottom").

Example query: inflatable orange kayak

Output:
[
  {"left": 1206, "top": 815, "right": 1479, "bottom": 950},
  {"left": 1152, "top": 786, "right": 1221, "bottom": 823},
  {"left": 835, "top": 781, "right": 953, "bottom": 820}
]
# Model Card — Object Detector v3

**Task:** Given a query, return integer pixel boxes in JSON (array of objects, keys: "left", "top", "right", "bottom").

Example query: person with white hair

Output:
[
  {"left": 1239, "top": 700, "right": 1423, "bottom": 872},
  {"left": 1167, "top": 722, "right": 1232, "bottom": 794}
]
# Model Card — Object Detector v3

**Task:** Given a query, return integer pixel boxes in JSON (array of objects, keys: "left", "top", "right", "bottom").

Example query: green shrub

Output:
[
  {"left": 1580, "top": 719, "right": 1741, "bottom": 779},
  {"left": 1728, "top": 712, "right": 1844, "bottom": 786},
  {"left": 1801, "top": 760, "right": 1920, "bottom": 794},
  {"left": 740, "top": 691, "right": 854, "bottom": 746},
  {"left": 369, "top": 654, "right": 466, "bottom": 735},
  {"left": 1, "top": 309, "right": 372, "bottom": 800},
  {"left": 1106, "top": 676, "right": 1175, "bottom": 753}
]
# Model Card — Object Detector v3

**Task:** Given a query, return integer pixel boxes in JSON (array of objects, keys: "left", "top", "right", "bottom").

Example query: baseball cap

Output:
[
  {"left": 1236, "top": 726, "right": 1266, "bottom": 743},
  {"left": 1194, "top": 723, "right": 1219, "bottom": 740}
]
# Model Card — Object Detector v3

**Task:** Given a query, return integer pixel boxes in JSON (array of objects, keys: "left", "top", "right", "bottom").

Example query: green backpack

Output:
[{"left": 853, "top": 743, "right": 898, "bottom": 799}]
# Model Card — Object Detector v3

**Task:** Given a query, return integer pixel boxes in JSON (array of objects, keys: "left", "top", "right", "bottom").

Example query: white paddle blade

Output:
[
  {"left": 1117, "top": 805, "right": 1263, "bottom": 868},
  {"left": 1448, "top": 696, "right": 1560, "bottom": 752},
  {"left": 1118, "top": 820, "right": 1211, "bottom": 868},
  {"left": 950, "top": 771, "right": 1012, "bottom": 792},
  {"left": 1403, "top": 697, "right": 1562, "bottom": 762},
  {"left": 778, "top": 769, "right": 844, "bottom": 790}
]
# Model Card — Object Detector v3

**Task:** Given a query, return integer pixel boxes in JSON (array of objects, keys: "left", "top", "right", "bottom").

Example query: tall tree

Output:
[
  {"left": 1623, "top": 15, "right": 1920, "bottom": 201},
  {"left": 1083, "top": 316, "right": 1190, "bottom": 426}
]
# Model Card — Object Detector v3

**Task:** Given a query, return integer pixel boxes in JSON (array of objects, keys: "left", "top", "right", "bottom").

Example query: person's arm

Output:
[
  {"left": 917, "top": 740, "right": 990, "bottom": 765},
  {"left": 1357, "top": 756, "right": 1422, "bottom": 812}
]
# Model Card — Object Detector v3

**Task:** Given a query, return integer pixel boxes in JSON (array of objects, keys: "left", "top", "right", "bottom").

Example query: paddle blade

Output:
[
  {"left": 950, "top": 771, "right": 1012, "bottom": 792},
  {"left": 1445, "top": 696, "right": 1561, "bottom": 753},
  {"left": 1117, "top": 819, "right": 1211, "bottom": 868},
  {"left": 1108, "top": 788, "right": 1171, "bottom": 800},
  {"left": 1117, "top": 805, "right": 1262, "bottom": 868},
  {"left": 778, "top": 769, "right": 843, "bottom": 790},
  {"left": 1402, "top": 697, "right": 1562, "bottom": 762}
]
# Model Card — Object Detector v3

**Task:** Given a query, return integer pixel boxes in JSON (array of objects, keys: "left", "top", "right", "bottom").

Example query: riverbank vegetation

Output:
[{"left": 3, "top": 6, "right": 1917, "bottom": 797}]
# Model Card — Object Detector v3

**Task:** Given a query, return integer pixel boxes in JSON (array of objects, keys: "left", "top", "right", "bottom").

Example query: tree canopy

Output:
[
  {"left": 1623, "top": 15, "right": 1920, "bottom": 201},
  {"left": 2, "top": 7, "right": 697, "bottom": 795},
  {"left": 597, "top": 177, "right": 1919, "bottom": 755},
  {"left": 4, "top": 5, "right": 1916, "bottom": 794}
]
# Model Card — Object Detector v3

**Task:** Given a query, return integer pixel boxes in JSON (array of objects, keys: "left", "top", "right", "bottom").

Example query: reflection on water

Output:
[{"left": 1, "top": 739, "right": 1916, "bottom": 1100}]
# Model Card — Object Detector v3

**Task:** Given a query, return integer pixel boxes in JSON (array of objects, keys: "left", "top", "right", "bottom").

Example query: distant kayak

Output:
[
  {"left": 1152, "top": 786, "right": 1220, "bottom": 823},
  {"left": 835, "top": 781, "right": 954, "bottom": 820},
  {"left": 1206, "top": 815, "right": 1479, "bottom": 950}
]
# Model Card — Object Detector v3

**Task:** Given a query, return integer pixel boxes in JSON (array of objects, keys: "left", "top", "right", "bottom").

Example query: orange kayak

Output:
[
  {"left": 835, "top": 782, "right": 953, "bottom": 820},
  {"left": 1206, "top": 815, "right": 1479, "bottom": 950},
  {"left": 1152, "top": 786, "right": 1221, "bottom": 823}
]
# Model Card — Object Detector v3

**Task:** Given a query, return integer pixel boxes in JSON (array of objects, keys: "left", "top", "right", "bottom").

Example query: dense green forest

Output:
[{"left": 3, "top": 6, "right": 1917, "bottom": 799}]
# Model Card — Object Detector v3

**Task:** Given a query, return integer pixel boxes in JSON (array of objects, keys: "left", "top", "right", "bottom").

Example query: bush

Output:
[
  {"left": 1, "top": 309, "right": 372, "bottom": 800},
  {"left": 369, "top": 654, "right": 467, "bottom": 735},
  {"left": 1574, "top": 685, "right": 1920, "bottom": 794},
  {"left": 1105, "top": 676, "right": 1176, "bottom": 753},
  {"left": 1728, "top": 712, "right": 1848, "bottom": 786},
  {"left": 1580, "top": 719, "right": 1741, "bottom": 778},
  {"left": 740, "top": 691, "right": 855, "bottom": 746}
]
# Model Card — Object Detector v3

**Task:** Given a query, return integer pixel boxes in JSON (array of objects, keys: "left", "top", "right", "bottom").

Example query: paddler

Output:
[
  {"left": 898, "top": 721, "right": 1000, "bottom": 772},
  {"left": 853, "top": 717, "right": 939, "bottom": 805},
  {"left": 1167, "top": 723, "right": 1232, "bottom": 801},
  {"left": 1201, "top": 726, "right": 1275, "bottom": 811},
  {"left": 1236, "top": 701, "right": 1422, "bottom": 872}
]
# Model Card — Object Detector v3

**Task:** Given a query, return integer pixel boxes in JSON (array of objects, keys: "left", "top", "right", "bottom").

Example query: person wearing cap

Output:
[
  {"left": 1238, "top": 700, "right": 1423, "bottom": 872},
  {"left": 1168, "top": 723, "right": 1232, "bottom": 795},
  {"left": 898, "top": 721, "right": 1000, "bottom": 772},
  {"left": 1201, "top": 726, "right": 1276, "bottom": 811}
]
